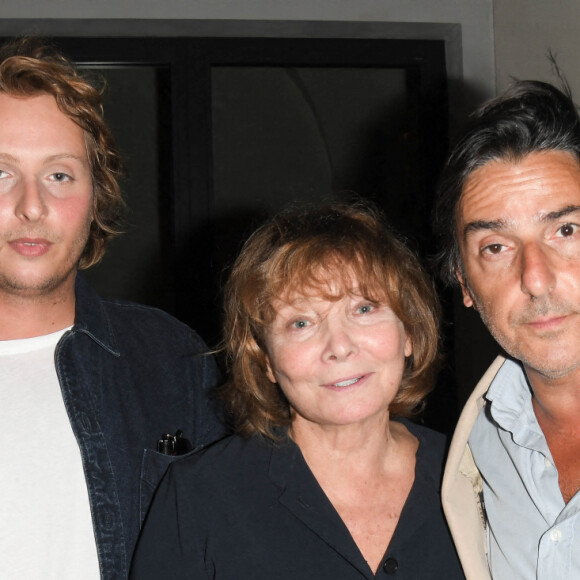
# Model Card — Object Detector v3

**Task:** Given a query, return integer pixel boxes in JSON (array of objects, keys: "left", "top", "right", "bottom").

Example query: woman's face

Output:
[{"left": 263, "top": 283, "right": 412, "bottom": 431}]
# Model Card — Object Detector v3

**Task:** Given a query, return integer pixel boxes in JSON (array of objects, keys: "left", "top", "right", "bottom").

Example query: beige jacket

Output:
[{"left": 442, "top": 356, "right": 507, "bottom": 580}]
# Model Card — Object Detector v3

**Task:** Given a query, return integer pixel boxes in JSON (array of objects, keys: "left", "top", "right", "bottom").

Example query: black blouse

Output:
[{"left": 131, "top": 419, "right": 464, "bottom": 579}]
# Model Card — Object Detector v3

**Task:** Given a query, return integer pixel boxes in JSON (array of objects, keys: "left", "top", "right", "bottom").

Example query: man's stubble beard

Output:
[
  {"left": 0, "top": 222, "right": 91, "bottom": 300},
  {"left": 468, "top": 283, "right": 580, "bottom": 381}
]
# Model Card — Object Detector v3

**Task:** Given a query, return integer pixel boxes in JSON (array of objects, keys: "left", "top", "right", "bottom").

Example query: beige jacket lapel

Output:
[{"left": 442, "top": 356, "right": 506, "bottom": 580}]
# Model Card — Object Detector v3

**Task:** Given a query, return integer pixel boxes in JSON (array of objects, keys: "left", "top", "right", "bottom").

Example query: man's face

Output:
[
  {"left": 457, "top": 150, "right": 580, "bottom": 384},
  {"left": 0, "top": 93, "right": 93, "bottom": 299}
]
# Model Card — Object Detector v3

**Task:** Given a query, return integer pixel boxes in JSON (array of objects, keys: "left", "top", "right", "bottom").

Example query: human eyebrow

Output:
[
  {"left": 541, "top": 205, "right": 580, "bottom": 222},
  {"left": 463, "top": 219, "right": 507, "bottom": 239},
  {"left": 0, "top": 152, "right": 88, "bottom": 166},
  {"left": 0, "top": 152, "right": 19, "bottom": 164},
  {"left": 462, "top": 206, "right": 580, "bottom": 239},
  {"left": 45, "top": 153, "right": 89, "bottom": 166}
]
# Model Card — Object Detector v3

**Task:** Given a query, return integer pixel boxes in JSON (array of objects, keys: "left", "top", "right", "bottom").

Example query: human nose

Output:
[
  {"left": 14, "top": 178, "right": 47, "bottom": 222},
  {"left": 321, "top": 320, "right": 359, "bottom": 362},
  {"left": 520, "top": 242, "right": 557, "bottom": 299}
]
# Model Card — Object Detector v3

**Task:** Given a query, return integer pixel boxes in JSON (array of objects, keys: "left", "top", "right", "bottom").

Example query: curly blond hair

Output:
[{"left": 0, "top": 37, "right": 124, "bottom": 268}]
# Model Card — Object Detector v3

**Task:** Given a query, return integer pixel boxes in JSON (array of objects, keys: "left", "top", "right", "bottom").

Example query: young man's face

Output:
[
  {"left": 456, "top": 150, "right": 580, "bottom": 385},
  {"left": 0, "top": 93, "right": 93, "bottom": 299}
]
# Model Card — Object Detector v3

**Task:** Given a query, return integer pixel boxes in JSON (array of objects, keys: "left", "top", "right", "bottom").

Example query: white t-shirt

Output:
[{"left": 0, "top": 328, "right": 101, "bottom": 579}]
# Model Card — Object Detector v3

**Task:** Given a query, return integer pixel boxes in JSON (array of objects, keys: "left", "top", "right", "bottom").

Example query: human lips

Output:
[
  {"left": 8, "top": 238, "right": 53, "bottom": 257},
  {"left": 525, "top": 314, "right": 570, "bottom": 331},
  {"left": 513, "top": 298, "right": 576, "bottom": 331},
  {"left": 516, "top": 307, "right": 573, "bottom": 333},
  {"left": 322, "top": 374, "right": 370, "bottom": 391}
]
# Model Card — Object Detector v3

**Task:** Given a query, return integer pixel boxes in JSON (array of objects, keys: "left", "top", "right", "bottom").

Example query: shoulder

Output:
[
  {"left": 101, "top": 297, "right": 212, "bottom": 357},
  {"left": 75, "top": 275, "right": 208, "bottom": 351},
  {"left": 398, "top": 418, "right": 447, "bottom": 455},
  {"left": 102, "top": 297, "right": 196, "bottom": 336},
  {"left": 397, "top": 418, "right": 449, "bottom": 483},
  {"left": 168, "top": 434, "right": 274, "bottom": 484}
]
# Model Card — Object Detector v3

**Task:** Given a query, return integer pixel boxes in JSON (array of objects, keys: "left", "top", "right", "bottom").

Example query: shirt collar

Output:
[{"left": 486, "top": 358, "right": 547, "bottom": 451}]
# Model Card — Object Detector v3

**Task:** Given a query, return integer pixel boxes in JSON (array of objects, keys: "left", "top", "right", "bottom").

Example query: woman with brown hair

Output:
[{"left": 131, "top": 201, "right": 463, "bottom": 579}]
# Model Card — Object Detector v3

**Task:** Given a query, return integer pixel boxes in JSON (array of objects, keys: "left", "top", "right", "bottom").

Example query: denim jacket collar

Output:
[{"left": 74, "top": 275, "right": 120, "bottom": 357}]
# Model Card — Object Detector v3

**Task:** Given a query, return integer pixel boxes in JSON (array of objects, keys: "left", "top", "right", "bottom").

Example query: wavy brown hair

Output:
[
  {"left": 221, "top": 200, "right": 441, "bottom": 439},
  {"left": 0, "top": 37, "right": 124, "bottom": 268}
]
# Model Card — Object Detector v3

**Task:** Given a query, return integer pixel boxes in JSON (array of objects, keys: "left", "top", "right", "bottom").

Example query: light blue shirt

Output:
[{"left": 469, "top": 359, "right": 580, "bottom": 580}]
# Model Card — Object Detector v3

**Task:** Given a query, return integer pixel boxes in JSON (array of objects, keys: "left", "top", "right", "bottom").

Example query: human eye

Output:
[
  {"left": 0, "top": 168, "right": 14, "bottom": 192},
  {"left": 0, "top": 167, "right": 15, "bottom": 182},
  {"left": 555, "top": 223, "right": 579, "bottom": 238},
  {"left": 480, "top": 242, "right": 507, "bottom": 256},
  {"left": 291, "top": 318, "right": 311, "bottom": 329},
  {"left": 356, "top": 303, "right": 376, "bottom": 315},
  {"left": 48, "top": 172, "right": 73, "bottom": 183}
]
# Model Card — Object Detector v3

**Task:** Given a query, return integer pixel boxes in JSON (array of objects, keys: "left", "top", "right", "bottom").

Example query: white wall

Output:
[
  {"left": 0, "top": 0, "right": 497, "bottom": 408},
  {"left": 1, "top": 0, "right": 496, "bottom": 124},
  {"left": 494, "top": 0, "right": 580, "bottom": 96}
]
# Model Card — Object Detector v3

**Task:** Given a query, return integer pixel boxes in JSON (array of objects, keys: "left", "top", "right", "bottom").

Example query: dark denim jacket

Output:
[{"left": 55, "top": 276, "right": 226, "bottom": 579}]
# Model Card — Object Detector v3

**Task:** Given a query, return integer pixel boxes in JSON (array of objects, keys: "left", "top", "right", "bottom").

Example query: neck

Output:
[
  {"left": 290, "top": 415, "right": 400, "bottom": 474},
  {"left": 528, "top": 369, "right": 580, "bottom": 504},
  {"left": 0, "top": 279, "right": 77, "bottom": 340},
  {"left": 532, "top": 390, "right": 580, "bottom": 433},
  {"left": 527, "top": 369, "right": 580, "bottom": 431}
]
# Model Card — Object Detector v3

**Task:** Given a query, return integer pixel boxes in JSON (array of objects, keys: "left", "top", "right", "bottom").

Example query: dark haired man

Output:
[
  {"left": 0, "top": 39, "right": 225, "bottom": 579},
  {"left": 434, "top": 80, "right": 580, "bottom": 579}
]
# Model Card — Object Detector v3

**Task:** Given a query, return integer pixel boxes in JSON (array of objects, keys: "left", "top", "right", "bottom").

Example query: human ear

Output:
[
  {"left": 264, "top": 355, "right": 277, "bottom": 384},
  {"left": 456, "top": 269, "right": 475, "bottom": 309},
  {"left": 404, "top": 335, "right": 413, "bottom": 358}
]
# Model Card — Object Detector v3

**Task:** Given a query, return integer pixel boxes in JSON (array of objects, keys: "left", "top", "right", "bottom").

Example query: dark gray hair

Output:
[{"left": 433, "top": 80, "right": 580, "bottom": 285}]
